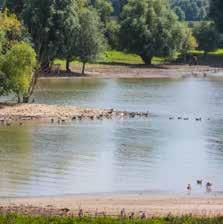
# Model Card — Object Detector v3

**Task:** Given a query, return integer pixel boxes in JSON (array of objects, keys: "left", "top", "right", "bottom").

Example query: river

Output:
[{"left": 0, "top": 77, "right": 223, "bottom": 196}]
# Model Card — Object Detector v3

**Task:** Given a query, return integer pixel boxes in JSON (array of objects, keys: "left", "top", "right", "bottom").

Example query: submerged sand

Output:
[{"left": 0, "top": 194, "right": 223, "bottom": 217}]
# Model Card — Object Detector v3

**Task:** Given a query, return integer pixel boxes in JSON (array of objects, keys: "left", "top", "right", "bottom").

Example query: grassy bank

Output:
[
  {"left": 0, "top": 214, "right": 223, "bottom": 224},
  {"left": 54, "top": 49, "right": 223, "bottom": 71}
]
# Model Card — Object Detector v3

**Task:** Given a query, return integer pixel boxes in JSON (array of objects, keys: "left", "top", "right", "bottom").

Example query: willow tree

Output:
[{"left": 119, "top": 0, "right": 184, "bottom": 65}]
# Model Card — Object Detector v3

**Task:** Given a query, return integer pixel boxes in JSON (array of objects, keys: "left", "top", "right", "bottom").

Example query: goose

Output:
[
  {"left": 197, "top": 179, "right": 202, "bottom": 185},
  {"left": 78, "top": 209, "right": 84, "bottom": 218},
  {"left": 120, "top": 208, "right": 126, "bottom": 218},
  {"left": 141, "top": 212, "right": 146, "bottom": 219},
  {"left": 206, "top": 182, "right": 212, "bottom": 192},
  {"left": 187, "top": 184, "right": 192, "bottom": 194},
  {"left": 129, "top": 212, "right": 134, "bottom": 219},
  {"left": 196, "top": 118, "right": 202, "bottom": 121}
]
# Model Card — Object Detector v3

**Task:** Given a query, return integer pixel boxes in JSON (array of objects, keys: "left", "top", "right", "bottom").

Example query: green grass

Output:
[
  {"left": 54, "top": 50, "right": 167, "bottom": 69},
  {"left": 0, "top": 214, "right": 223, "bottom": 224},
  {"left": 191, "top": 48, "right": 223, "bottom": 56}
]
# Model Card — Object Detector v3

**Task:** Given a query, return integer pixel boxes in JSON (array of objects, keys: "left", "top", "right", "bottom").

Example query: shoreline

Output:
[
  {"left": 0, "top": 103, "right": 149, "bottom": 122},
  {"left": 41, "top": 64, "right": 223, "bottom": 79},
  {"left": 0, "top": 193, "right": 223, "bottom": 217}
]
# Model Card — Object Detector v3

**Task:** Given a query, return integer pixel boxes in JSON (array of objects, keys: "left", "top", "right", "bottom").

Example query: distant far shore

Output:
[
  {"left": 40, "top": 64, "right": 223, "bottom": 79},
  {"left": 0, "top": 193, "right": 223, "bottom": 217}
]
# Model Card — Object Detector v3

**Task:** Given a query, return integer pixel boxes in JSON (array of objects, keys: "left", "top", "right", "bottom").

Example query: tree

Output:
[
  {"left": 210, "top": 0, "right": 223, "bottom": 33},
  {"left": 169, "top": 0, "right": 209, "bottom": 21},
  {"left": 54, "top": 0, "right": 80, "bottom": 72},
  {"left": 0, "top": 10, "right": 22, "bottom": 52},
  {"left": 119, "top": 0, "right": 184, "bottom": 65},
  {"left": 90, "top": 0, "right": 113, "bottom": 25},
  {"left": 180, "top": 25, "right": 198, "bottom": 62},
  {"left": 105, "top": 20, "right": 120, "bottom": 49},
  {"left": 173, "top": 6, "right": 185, "bottom": 21},
  {"left": 193, "top": 21, "right": 221, "bottom": 56},
  {"left": 3, "top": 0, "right": 24, "bottom": 16},
  {"left": 0, "top": 42, "right": 36, "bottom": 102},
  {"left": 77, "top": 8, "right": 105, "bottom": 75}
]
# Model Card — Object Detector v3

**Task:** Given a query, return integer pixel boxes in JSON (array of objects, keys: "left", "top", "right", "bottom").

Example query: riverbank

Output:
[
  {"left": 0, "top": 103, "right": 148, "bottom": 122},
  {"left": 44, "top": 63, "right": 223, "bottom": 79},
  {"left": 0, "top": 193, "right": 223, "bottom": 217}
]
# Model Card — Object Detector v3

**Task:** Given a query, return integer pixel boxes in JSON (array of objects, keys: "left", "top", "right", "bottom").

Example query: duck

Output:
[
  {"left": 197, "top": 179, "right": 202, "bottom": 185},
  {"left": 196, "top": 118, "right": 202, "bottom": 121},
  {"left": 184, "top": 118, "right": 189, "bottom": 120},
  {"left": 169, "top": 117, "right": 174, "bottom": 120},
  {"left": 129, "top": 212, "right": 134, "bottom": 219},
  {"left": 78, "top": 208, "right": 84, "bottom": 218},
  {"left": 120, "top": 208, "right": 126, "bottom": 218},
  {"left": 187, "top": 184, "right": 192, "bottom": 194},
  {"left": 141, "top": 212, "right": 146, "bottom": 219}
]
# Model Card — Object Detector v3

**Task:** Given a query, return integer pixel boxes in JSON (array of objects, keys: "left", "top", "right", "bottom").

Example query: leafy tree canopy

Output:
[
  {"left": 170, "top": 0, "right": 209, "bottom": 21},
  {"left": 193, "top": 21, "right": 221, "bottom": 55},
  {"left": 0, "top": 42, "right": 36, "bottom": 102},
  {"left": 119, "top": 0, "right": 184, "bottom": 65},
  {"left": 77, "top": 8, "right": 106, "bottom": 74},
  {"left": 209, "top": 0, "right": 223, "bottom": 33}
]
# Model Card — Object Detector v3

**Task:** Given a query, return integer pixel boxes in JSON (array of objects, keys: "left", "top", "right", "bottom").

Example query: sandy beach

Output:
[{"left": 0, "top": 193, "right": 223, "bottom": 217}]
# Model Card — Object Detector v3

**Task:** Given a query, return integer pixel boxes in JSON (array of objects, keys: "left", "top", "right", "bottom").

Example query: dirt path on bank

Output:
[{"left": 0, "top": 194, "right": 223, "bottom": 217}]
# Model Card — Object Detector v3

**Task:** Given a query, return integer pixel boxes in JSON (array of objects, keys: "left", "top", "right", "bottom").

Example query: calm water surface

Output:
[{"left": 0, "top": 77, "right": 223, "bottom": 196}]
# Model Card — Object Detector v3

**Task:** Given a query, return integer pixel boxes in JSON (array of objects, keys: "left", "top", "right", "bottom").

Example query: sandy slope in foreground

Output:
[{"left": 0, "top": 194, "right": 223, "bottom": 217}]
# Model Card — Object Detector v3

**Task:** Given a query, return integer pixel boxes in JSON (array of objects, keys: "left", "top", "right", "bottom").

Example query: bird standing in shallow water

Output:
[
  {"left": 197, "top": 179, "right": 202, "bottom": 185},
  {"left": 187, "top": 184, "right": 192, "bottom": 194}
]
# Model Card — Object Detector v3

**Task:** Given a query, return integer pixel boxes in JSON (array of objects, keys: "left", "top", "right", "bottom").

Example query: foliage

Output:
[
  {"left": 0, "top": 42, "right": 36, "bottom": 101},
  {"left": 105, "top": 20, "right": 120, "bottom": 49},
  {"left": 77, "top": 8, "right": 106, "bottom": 74},
  {"left": 170, "top": 0, "right": 209, "bottom": 21},
  {"left": 2, "top": 0, "right": 24, "bottom": 16},
  {"left": 0, "top": 10, "right": 22, "bottom": 52},
  {"left": 22, "top": 0, "right": 59, "bottom": 69},
  {"left": 0, "top": 214, "right": 223, "bottom": 224},
  {"left": 119, "top": 0, "right": 184, "bottom": 65},
  {"left": 209, "top": 0, "right": 223, "bottom": 33},
  {"left": 180, "top": 25, "right": 198, "bottom": 59},
  {"left": 193, "top": 21, "right": 221, "bottom": 55},
  {"left": 90, "top": 0, "right": 113, "bottom": 24},
  {"left": 54, "top": 0, "right": 80, "bottom": 72}
]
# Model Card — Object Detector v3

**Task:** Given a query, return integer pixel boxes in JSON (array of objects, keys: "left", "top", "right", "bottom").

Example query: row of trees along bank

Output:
[{"left": 0, "top": 0, "right": 222, "bottom": 103}]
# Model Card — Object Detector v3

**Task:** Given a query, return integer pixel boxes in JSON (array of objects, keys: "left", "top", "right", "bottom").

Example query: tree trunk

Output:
[
  {"left": 82, "top": 62, "right": 86, "bottom": 75},
  {"left": 17, "top": 95, "right": 21, "bottom": 104},
  {"left": 22, "top": 96, "right": 29, "bottom": 103},
  {"left": 22, "top": 70, "right": 40, "bottom": 103},
  {"left": 66, "top": 59, "right": 71, "bottom": 72},
  {"left": 140, "top": 55, "right": 153, "bottom": 65}
]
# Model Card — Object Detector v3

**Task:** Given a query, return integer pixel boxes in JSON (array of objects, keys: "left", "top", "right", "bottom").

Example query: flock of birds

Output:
[
  {"left": 169, "top": 116, "right": 209, "bottom": 121},
  {"left": 187, "top": 180, "right": 213, "bottom": 194},
  {"left": 75, "top": 208, "right": 146, "bottom": 220}
]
